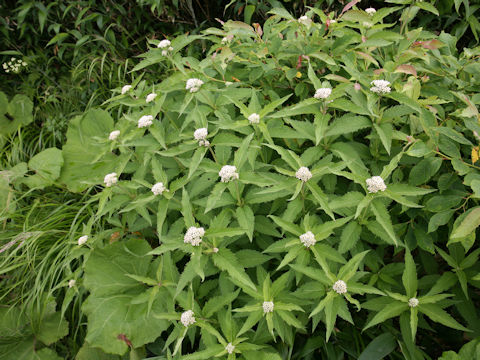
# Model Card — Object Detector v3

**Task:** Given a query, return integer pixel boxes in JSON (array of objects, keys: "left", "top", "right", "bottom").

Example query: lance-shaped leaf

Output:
[
  {"left": 402, "top": 250, "right": 417, "bottom": 298},
  {"left": 363, "top": 301, "right": 408, "bottom": 331},
  {"left": 306, "top": 182, "right": 335, "bottom": 220},
  {"left": 370, "top": 198, "right": 398, "bottom": 245},
  {"left": 418, "top": 304, "right": 470, "bottom": 332},
  {"left": 212, "top": 248, "right": 256, "bottom": 291}
]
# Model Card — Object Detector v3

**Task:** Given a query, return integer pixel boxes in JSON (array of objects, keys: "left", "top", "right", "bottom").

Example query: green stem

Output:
[
  {"left": 208, "top": 145, "right": 218, "bottom": 163},
  {"left": 301, "top": 184, "right": 306, "bottom": 216}
]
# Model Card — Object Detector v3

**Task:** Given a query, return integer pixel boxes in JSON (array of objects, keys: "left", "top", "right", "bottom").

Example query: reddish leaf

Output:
[
  {"left": 395, "top": 64, "right": 417, "bottom": 77},
  {"left": 341, "top": 0, "right": 361, "bottom": 15}
]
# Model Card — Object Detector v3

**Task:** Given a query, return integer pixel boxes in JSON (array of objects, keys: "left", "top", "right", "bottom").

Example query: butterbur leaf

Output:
[{"left": 82, "top": 239, "right": 169, "bottom": 355}]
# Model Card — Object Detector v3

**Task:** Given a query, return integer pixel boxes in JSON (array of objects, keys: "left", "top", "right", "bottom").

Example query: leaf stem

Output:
[{"left": 208, "top": 145, "right": 218, "bottom": 163}]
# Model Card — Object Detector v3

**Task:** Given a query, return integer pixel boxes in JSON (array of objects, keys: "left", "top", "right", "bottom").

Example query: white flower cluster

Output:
[
  {"left": 121, "top": 85, "right": 132, "bottom": 94},
  {"left": 295, "top": 167, "right": 312, "bottom": 182},
  {"left": 262, "top": 301, "right": 274, "bottom": 313},
  {"left": 333, "top": 280, "right": 347, "bottom": 294},
  {"left": 186, "top": 78, "right": 204, "bottom": 93},
  {"left": 146, "top": 93, "right": 157, "bottom": 103},
  {"left": 363, "top": 21, "right": 373, "bottom": 28},
  {"left": 221, "top": 35, "right": 233, "bottom": 44},
  {"left": 68, "top": 279, "right": 76, "bottom": 288},
  {"left": 109, "top": 130, "right": 120, "bottom": 141},
  {"left": 104, "top": 172, "right": 118, "bottom": 187},
  {"left": 2, "top": 58, "right": 27, "bottom": 73},
  {"left": 225, "top": 343, "right": 235, "bottom": 354},
  {"left": 194, "top": 128, "right": 210, "bottom": 146},
  {"left": 248, "top": 113, "right": 260, "bottom": 124},
  {"left": 298, "top": 15, "right": 311, "bottom": 26},
  {"left": 219, "top": 165, "right": 239, "bottom": 182},
  {"left": 157, "top": 39, "right": 173, "bottom": 56},
  {"left": 370, "top": 80, "right": 391, "bottom": 94},
  {"left": 365, "top": 7, "right": 376, "bottom": 15},
  {"left": 151, "top": 182, "right": 167, "bottom": 196},
  {"left": 408, "top": 297, "right": 419, "bottom": 307},
  {"left": 184, "top": 226, "right": 205, "bottom": 246},
  {"left": 78, "top": 235, "right": 88, "bottom": 246},
  {"left": 138, "top": 115, "right": 154, "bottom": 128},
  {"left": 300, "top": 231, "right": 316, "bottom": 247},
  {"left": 180, "top": 310, "right": 196, "bottom": 326},
  {"left": 314, "top": 88, "right": 332, "bottom": 99},
  {"left": 366, "top": 176, "right": 387, "bottom": 193}
]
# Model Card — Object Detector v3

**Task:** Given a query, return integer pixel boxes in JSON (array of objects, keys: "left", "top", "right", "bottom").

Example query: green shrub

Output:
[
  {"left": 58, "top": 4, "right": 480, "bottom": 358},
  {"left": 5, "top": 2, "right": 480, "bottom": 359}
]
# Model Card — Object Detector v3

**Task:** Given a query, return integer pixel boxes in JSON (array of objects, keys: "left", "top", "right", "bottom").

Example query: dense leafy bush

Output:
[
  {"left": 2, "top": 1, "right": 480, "bottom": 359},
  {"left": 50, "top": 3, "right": 480, "bottom": 359}
]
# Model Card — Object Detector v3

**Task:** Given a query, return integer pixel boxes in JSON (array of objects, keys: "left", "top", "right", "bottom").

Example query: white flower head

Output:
[
  {"left": 78, "top": 235, "right": 88, "bottom": 246},
  {"left": 333, "top": 280, "right": 347, "bottom": 294},
  {"left": 151, "top": 182, "right": 167, "bottom": 196},
  {"left": 314, "top": 88, "right": 332, "bottom": 100},
  {"left": 186, "top": 78, "right": 204, "bottom": 93},
  {"left": 213, "top": 247, "right": 219, "bottom": 253},
  {"left": 248, "top": 113, "right": 260, "bottom": 124},
  {"left": 295, "top": 167, "right": 312, "bottom": 182},
  {"left": 68, "top": 279, "right": 76, "bottom": 288},
  {"left": 180, "top": 310, "right": 196, "bottom": 326},
  {"left": 219, "top": 165, "right": 239, "bottom": 183},
  {"left": 225, "top": 343, "right": 235, "bottom": 354},
  {"left": 298, "top": 15, "right": 311, "bottom": 26},
  {"left": 408, "top": 297, "right": 419, "bottom": 307},
  {"left": 370, "top": 80, "right": 391, "bottom": 94},
  {"left": 109, "top": 130, "right": 120, "bottom": 141},
  {"left": 104, "top": 172, "right": 118, "bottom": 187},
  {"left": 121, "top": 85, "right": 132, "bottom": 94},
  {"left": 146, "top": 93, "right": 157, "bottom": 103},
  {"left": 225, "top": 81, "right": 233, "bottom": 86},
  {"left": 300, "top": 231, "right": 316, "bottom": 247},
  {"left": 157, "top": 39, "right": 171, "bottom": 49},
  {"left": 329, "top": 19, "right": 336, "bottom": 24},
  {"left": 221, "top": 35, "right": 234, "bottom": 44},
  {"left": 263, "top": 301, "right": 274, "bottom": 313},
  {"left": 366, "top": 176, "right": 387, "bottom": 193},
  {"left": 199, "top": 140, "right": 210, "bottom": 147},
  {"left": 184, "top": 226, "right": 205, "bottom": 246},
  {"left": 365, "top": 7, "right": 376, "bottom": 15},
  {"left": 363, "top": 21, "right": 373, "bottom": 28},
  {"left": 194, "top": 128, "right": 208, "bottom": 141},
  {"left": 138, "top": 115, "right": 154, "bottom": 128}
]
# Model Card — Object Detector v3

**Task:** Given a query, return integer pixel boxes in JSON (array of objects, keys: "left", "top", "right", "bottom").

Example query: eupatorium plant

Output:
[{"left": 57, "top": 3, "right": 480, "bottom": 359}]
